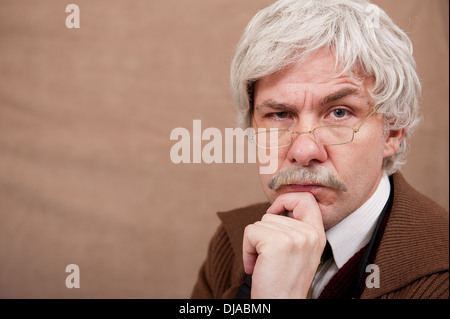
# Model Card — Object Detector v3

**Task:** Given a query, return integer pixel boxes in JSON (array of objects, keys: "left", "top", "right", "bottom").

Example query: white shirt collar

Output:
[{"left": 325, "top": 172, "right": 391, "bottom": 269}]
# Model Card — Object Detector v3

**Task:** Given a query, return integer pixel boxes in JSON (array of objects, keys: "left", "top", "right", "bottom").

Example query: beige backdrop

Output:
[{"left": 0, "top": 0, "right": 448, "bottom": 298}]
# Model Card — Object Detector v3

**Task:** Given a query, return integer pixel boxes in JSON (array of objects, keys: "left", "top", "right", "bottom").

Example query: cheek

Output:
[{"left": 328, "top": 138, "right": 385, "bottom": 182}]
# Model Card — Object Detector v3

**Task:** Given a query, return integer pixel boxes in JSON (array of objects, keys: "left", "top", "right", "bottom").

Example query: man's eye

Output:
[
  {"left": 332, "top": 109, "right": 347, "bottom": 118},
  {"left": 271, "top": 111, "right": 289, "bottom": 119}
]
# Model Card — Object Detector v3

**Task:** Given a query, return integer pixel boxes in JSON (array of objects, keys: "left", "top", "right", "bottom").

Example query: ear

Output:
[{"left": 383, "top": 129, "right": 406, "bottom": 158}]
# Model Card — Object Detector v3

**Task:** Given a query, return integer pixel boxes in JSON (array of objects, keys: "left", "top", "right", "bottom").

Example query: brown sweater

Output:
[{"left": 191, "top": 173, "right": 449, "bottom": 299}]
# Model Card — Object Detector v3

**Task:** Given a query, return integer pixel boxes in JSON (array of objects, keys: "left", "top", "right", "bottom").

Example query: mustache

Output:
[{"left": 268, "top": 166, "right": 348, "bottom": 192}]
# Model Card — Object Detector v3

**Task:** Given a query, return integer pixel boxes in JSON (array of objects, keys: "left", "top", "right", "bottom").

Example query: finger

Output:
[
  {"left": 260, "top": 213, "right": 303, "bottom": 230},
  {"left": 260, "top": 213, "right": 324, "bottom": 255},
  {"left": 242, "top": 223, "right": 267, "bottom": 275},
  {"left": 291, "top": 193, "right": 323, "bottom": 230},
  {"left": 242, "top": 220, "right": 296, "bottom": 274},
  {"left": 266, "top": 192, "right": 324, "bottom": 231}
]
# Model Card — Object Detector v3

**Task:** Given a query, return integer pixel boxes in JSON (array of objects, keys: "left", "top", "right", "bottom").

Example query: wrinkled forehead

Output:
[{"left": 253, "top": 50, "right": 375, "bottom": 107}]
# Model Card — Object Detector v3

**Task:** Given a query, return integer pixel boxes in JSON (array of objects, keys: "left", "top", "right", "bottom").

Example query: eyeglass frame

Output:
[{"left": 251, "top": 107, "right": 380, "bottom": 149}]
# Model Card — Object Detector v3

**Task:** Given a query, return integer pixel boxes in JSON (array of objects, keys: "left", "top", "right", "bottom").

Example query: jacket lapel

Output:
[{"left": 361, "top": 173, "right": 449, "bottom": 298}]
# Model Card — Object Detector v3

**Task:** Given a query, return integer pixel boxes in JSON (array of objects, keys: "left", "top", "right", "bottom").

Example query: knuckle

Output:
[
  {"left": 307, "top": 230, "right": 320, "bottom": 243},
  {"left": 290, "top": 232, "right": 307, "bottom": 247},
  {"left": 243, "top": 224, "right": 255, "bottom": 237},
  {"left": 276, "top": 232, "right": 294, "bottom": 247}
]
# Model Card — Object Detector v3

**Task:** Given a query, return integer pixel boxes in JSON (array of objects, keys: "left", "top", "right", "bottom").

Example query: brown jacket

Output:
[{"left": 191, "top": 173, "right": 449, "bottom": 299}]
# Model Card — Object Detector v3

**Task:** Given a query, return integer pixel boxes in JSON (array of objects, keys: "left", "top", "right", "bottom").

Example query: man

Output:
[{"left": 191, "top": 0, "right": 448, "bottom": 299}]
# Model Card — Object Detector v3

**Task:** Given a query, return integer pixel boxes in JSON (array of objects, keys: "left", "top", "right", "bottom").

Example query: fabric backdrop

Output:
[{"left": 0, "top": 0, "right": 448, "bottom": 298}]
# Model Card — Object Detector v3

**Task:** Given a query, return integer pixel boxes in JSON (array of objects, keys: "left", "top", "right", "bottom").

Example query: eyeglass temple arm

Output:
[{"left": 353, "top": 107, "right": 379, "bottom": 133}]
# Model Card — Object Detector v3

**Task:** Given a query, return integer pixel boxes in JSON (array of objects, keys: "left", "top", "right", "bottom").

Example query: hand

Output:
[{"left": 242, "top": 192, "right": 326, "bottom": 298}]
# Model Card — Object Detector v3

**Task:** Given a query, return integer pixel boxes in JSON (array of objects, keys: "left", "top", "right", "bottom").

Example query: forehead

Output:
[{"left": 254, "top": 49, "right": 373, "bottom": 105}]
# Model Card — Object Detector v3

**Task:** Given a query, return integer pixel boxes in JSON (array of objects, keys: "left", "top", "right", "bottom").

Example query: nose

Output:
[{"left": 286, "top": 130, "right": 328, "bottom": 166}]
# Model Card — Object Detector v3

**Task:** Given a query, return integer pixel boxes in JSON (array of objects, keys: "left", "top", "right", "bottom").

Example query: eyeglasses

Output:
[{"left": 251, "top": 108, "right": 378, "bottom": 150}]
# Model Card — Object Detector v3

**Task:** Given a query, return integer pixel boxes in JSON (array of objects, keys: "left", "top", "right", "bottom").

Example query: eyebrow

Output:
[
  {"left": 254, "top": 87, "right": 366, "bottom": 113},
  {"left": 255, "top": 101, "right": 298, "bottom": 112},
  {"left": 319, "top": 87, "right": 363, "bottom": 106}
]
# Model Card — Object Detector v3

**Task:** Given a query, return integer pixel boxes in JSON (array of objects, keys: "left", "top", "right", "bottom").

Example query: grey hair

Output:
[{"left": 230, "top": 0, "right": 421, "bottom": 175}]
